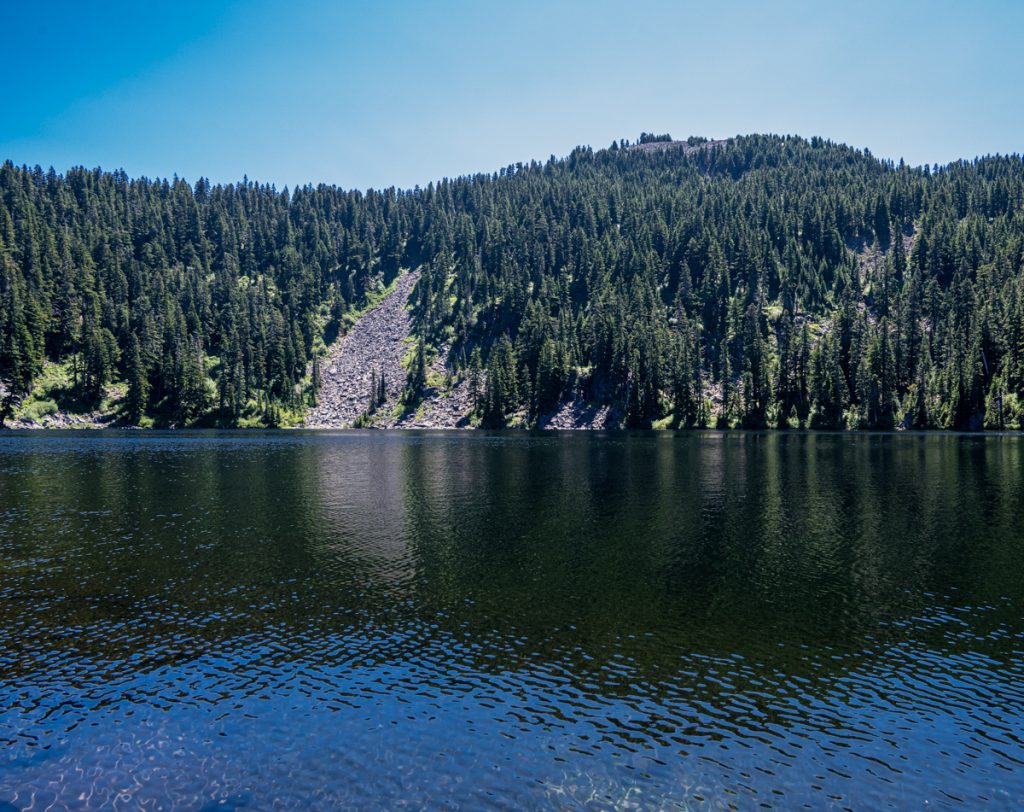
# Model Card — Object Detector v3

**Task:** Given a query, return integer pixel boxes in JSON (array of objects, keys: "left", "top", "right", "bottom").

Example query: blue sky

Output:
[{"left": 2, "top": 0, "right": 1021, "bottom": 189}]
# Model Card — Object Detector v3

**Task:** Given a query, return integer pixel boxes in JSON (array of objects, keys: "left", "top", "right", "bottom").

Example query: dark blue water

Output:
[{"left": 1, "top": 431, "right": 1023, "bottom": 809}]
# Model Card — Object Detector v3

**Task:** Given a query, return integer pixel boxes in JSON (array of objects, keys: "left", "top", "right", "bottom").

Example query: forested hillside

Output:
[{"left": 2, "top": 134, "right": 1023, "bottom": 429}]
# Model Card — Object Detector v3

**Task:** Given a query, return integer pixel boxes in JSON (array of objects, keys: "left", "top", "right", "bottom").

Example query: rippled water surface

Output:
[{"left": 1, "top": 431, "right": 1023, "bottom": 809}]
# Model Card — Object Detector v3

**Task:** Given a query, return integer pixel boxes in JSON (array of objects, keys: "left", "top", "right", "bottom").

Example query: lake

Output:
[{"left": 1, "top": 431, "right": 1023, "bottom": 809}]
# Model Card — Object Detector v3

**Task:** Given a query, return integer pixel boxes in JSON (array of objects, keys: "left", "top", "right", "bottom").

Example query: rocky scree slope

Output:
[
  {"left": 305, "top": 271, "right": 421, "bottom": 428},
  {"left": 304, "top": 271, "right": 473, "bottom": 429}
]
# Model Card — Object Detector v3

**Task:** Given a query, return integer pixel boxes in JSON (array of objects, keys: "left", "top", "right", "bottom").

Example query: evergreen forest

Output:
[{"left": 2, "top": 134, "right": 1023, "bottom": 430}]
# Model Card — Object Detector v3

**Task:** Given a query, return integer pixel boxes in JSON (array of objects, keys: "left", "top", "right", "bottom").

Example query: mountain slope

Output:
[{"left": 2, "top": 134, "right": 1023, "bottom": 430}]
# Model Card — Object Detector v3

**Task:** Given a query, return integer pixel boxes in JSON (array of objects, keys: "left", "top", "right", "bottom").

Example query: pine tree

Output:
[
  {"left": 809, "top": 333, "right": 845, "bottom": 429},
  {"left": 310, "top": 356, "right": 321, "bottom": 406},
  {"left": 125, "top": 334, "right": 149, "bottom": 424},
  {"left": 717, "top": 338, "right": 732, "bottom": 429}
]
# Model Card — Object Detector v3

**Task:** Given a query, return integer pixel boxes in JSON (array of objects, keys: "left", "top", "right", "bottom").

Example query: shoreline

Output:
[{"left": 3, "top": 424, "right": 1022, "bottom": 436}]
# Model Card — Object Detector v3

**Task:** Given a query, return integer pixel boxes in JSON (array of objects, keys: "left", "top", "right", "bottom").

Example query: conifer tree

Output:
[{"left": 125, "top": 334, "right": 149, "bottom": 424}]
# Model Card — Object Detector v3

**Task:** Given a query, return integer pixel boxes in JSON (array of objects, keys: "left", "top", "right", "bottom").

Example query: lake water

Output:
[{"left": 1, "top": 431, "right": 1023, "bottom": 810}]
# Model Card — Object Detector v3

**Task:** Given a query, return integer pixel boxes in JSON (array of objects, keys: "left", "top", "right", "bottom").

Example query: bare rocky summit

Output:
[{"left": 628, "top": 138, "right": 730, "bottom": 155}]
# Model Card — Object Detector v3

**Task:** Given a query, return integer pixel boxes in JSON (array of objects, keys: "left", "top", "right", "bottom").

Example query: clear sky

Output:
[{"left": 2, "top": 0, "right": 1021, "bottom": 190}]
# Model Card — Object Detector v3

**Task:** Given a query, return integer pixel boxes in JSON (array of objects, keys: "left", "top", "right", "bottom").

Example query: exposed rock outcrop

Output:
[
  {"left": 538, "top": 400, "right": 616, "bottom": 430},
  {"left": 392, "top": 349, "right": 475, "bottom": 429}
]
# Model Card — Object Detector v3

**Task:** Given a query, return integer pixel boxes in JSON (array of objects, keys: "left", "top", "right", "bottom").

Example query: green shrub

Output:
[{"left": 21, "top": 399, "right": 58, "bottom": 422}]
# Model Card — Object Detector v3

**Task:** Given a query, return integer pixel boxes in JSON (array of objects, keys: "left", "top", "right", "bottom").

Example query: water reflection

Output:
[{"left": 0, "top": 431, "right": 1022, "bottom": 809}]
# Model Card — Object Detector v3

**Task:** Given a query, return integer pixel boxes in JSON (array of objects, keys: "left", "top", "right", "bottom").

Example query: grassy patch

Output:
[
  {"left": 14, "top": 360, "right": 122, "bottom": 421},
  {"left": 425, "top": 369, "right": 448, "bottom": 391},
  {"left": 400, "top": 336, "right": 420, "bottom": 371}
]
